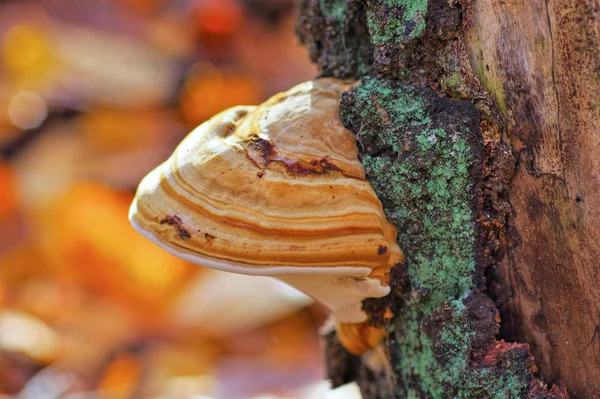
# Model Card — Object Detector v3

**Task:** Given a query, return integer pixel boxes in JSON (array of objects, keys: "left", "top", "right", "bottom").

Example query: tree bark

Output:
[
  {"left": 466, "top": 1, "right": 600, "bottom": 397},
  {"left": 296, "top": 0, "right": 599, "bottom": 398}
]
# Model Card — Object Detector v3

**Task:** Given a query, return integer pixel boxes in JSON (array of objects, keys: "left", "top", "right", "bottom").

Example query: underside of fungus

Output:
[{"left": 129, "top": 78, "right": 404, "bottom": 355}]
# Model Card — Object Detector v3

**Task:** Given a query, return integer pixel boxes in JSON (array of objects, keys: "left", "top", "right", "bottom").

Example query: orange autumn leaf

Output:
[
  {"left": 97, "top": 353, "right": 142, "bottom": 399},
  {"left": 0, "top": 162, "right": 24, "bottom": 257},
  {"left": 232, "top": 15, "right": 318, "bottom": 92},
  {"left": 192, "top": 0, "right": 244, "bottom": 39},
  {"left": 46, "top": 295, "right": 141, "bottom": 375},
  {"left": 1, "top": 24, "right": 59, "bottom": 90},
  {"left": 70, "top": 109, "right": 184, "bottom": 188},
  {"left": 181, "top": 64, "right": 263, "bottom": 126},
  {"left": 0, "top": 163, "right": 18, "bottom": 220},
  {"left": 109, "top": 0, "right": 166, "bottom": 16},
  {"left": 77, "top": 108, "right": 170, "bottom": 154},
  {"left": 141, "top": 343, "right": 217, "bottom": 397},
  {"left": 224, "top": 311, "right": 321, "bottom": 369},
  {"left": 0, "top": 99, "right": 21, "bottom": 147},
  {"left": 146, "top": 15, "right": 194, "bottom": 58},
  {"left": 38, "top": 182, "right": 196, "bottom": 319}
]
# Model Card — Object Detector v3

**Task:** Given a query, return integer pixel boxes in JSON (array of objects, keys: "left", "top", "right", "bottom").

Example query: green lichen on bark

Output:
[
  {"left": 341, "top": 77, "right": 531, "bottom": 398},
  {"left": 319, "top": 0, "right": 346, "bottom": 22},
  {"left": 337, "top": 74, "right": 560, "bottom": 399},
  {"left": 367, "top": 0, "right": 428, "bottom": 45},
  {"left": 342, "top": 77, "right": 479, "bottom": 313},
  {"left": 419, "top": 293, "right": 537, "bottom": 399},
  {"left": 296, "top": 0, "right": 373, "bottom": 78}
]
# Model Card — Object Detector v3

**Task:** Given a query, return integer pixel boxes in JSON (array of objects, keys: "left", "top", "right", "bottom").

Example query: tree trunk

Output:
[{"left": 296, "top": 0, "right": 599, "bottom": 398}]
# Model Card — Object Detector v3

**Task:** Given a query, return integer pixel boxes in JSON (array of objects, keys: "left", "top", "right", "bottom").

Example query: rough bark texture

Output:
[
  {"left": 297, "top": 0, "right": 599, "bottom": 398},
  {"left": 464, "top": 1, "right": 600, "bottom": 398}
]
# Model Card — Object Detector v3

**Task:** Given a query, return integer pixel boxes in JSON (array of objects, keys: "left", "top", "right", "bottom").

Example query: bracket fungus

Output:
[{"left": 129, "top": 78, "right": 404, "bottom": 355}]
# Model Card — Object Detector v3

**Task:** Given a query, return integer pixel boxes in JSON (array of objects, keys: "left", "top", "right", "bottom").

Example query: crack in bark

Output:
[{"left": 545, "top": 0, "right": 569, "bottom": 196}]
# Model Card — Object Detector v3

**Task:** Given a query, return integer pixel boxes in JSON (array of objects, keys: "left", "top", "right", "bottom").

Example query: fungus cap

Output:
[{"left": 129, "top": 78, "right": 403, "bottom": 330}]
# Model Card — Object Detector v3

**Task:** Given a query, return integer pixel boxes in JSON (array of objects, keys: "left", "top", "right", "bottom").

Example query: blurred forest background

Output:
[{"left": 0, "top": 0, "right": 359, "bottom": 397}]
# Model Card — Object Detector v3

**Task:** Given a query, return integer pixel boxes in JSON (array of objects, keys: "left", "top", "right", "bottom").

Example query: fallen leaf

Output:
[
  {"left": 36, "top": 182, "right": 196, "bottom": 319},
  {"left": 96, "top": 352, "right": 142, "bottom": 399},
  {"left": 1, "top": 24, "right": 59, "bottom": 91},
  {"left": 181, "top": 63, "right": 263, "bottom": 125},
  {"left": 0, "top": 311, "right": 59, "bottom": 364},
  {"left": 0, "top": 162, "right": 18, "bottom": 220}
]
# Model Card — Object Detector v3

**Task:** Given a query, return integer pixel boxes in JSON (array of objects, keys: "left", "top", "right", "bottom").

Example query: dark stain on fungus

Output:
[
  {"left": 280, "top": 156, "right": 346, "bottom": 177},
  {"left": 257, "top": 171, "right": 265, "bottom": 178},
  {"left": 178, "top": 229, "right": 191, "bottom": 240},
  {"left": 249, "top": 134, "right": 277, "bottom": 159},
  {"left": 245, "top": 134, "right": 363, "bottom": 179},
  {"left": 160, "top": 215, "right": 191, "bottom": 240},
  {"left": 377, "top": 245, "right": 388, "bottom": 256}
]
